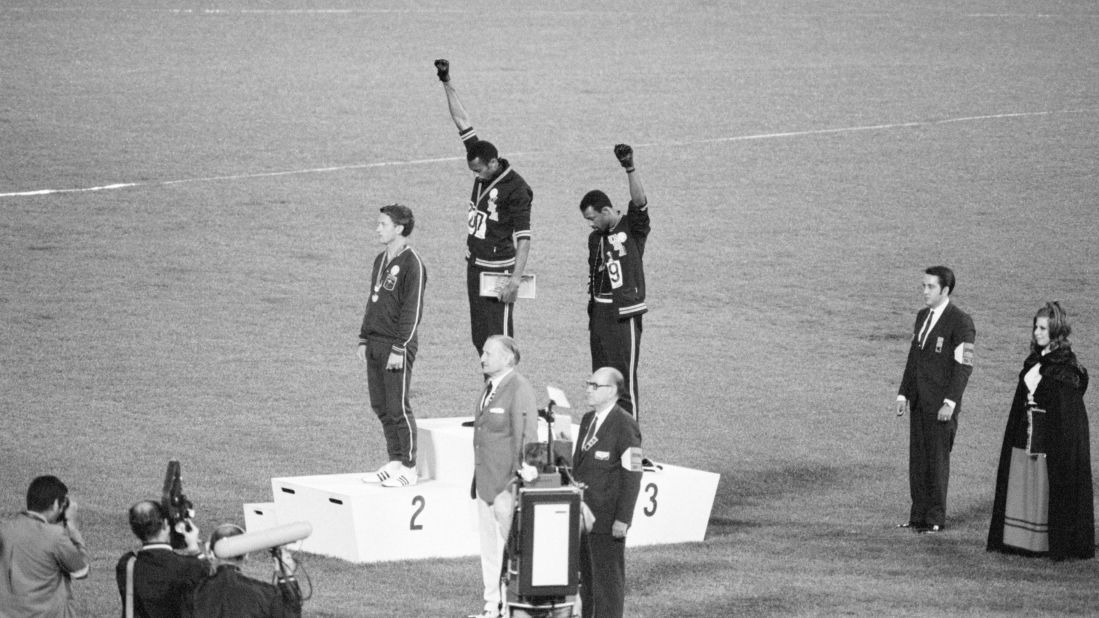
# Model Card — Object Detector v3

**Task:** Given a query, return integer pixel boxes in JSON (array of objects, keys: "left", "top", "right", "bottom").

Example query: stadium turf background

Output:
[{"left": 3, "top": 1, "right": 1098, "bottom": 615}]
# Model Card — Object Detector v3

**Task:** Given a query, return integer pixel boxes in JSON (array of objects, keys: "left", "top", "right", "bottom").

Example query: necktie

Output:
[
  {"left": 581, "top": 417, "right": 599, "bottom": 451},
  {"left": 480, "top": 382, "right": 494, "bottom": 410},
  {"left": 918, "top": 310, "right": 934, "bottom": 348}
]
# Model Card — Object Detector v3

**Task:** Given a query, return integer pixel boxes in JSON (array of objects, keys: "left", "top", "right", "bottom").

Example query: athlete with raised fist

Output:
[{"left": 435, "top": 58, "right": 533, "bottom": 357}]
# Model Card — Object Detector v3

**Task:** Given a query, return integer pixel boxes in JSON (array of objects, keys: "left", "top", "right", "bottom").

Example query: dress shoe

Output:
[
  {"left": 895, "top": 521, "right": 926, "bottom": 530},
  {"left": 919, "top": 524, "right": 944, "bottom": 534}
]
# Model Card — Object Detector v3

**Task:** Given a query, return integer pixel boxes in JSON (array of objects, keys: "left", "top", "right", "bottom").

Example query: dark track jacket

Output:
[
  {"left": 359, "top": 246, "right": 426, "bottom": 356},
  {"left": 459, "top": 127, "right": 533, "bottom": 270},
  {"left": 588, "top": 201, "right": 650, "bottom": 319}
]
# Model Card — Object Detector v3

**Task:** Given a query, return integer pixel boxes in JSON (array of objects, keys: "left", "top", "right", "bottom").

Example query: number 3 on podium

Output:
[{"left": 642, "top": 483, "right": 658, "bottom": 517}]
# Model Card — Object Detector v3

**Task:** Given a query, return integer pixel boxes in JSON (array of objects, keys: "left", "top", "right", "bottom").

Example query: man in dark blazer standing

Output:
[
  {"left": 573, "top": 367, "right": 643, "bottom": 618},
  {"left": 895, "top": 265, "right": 976, "bottom": 534},
  {"left": 471, "top": 335, "right": 539, "bottom": 618}
]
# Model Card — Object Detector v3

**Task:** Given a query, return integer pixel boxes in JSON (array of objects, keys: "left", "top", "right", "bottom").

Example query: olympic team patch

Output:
[
  {"left": 487, "top": 188, "right": 500, "bottom": 220},
  {"left": 383, "top": 265, "right": 400, "bottom": 291},
  {"left": 608, "top": 232, "right": 628, "bottom": 256}
]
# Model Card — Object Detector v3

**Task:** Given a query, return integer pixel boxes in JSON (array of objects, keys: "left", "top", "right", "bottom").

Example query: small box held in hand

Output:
[{"left": 478, "top": 272, "right": 536, "bottom": 299}]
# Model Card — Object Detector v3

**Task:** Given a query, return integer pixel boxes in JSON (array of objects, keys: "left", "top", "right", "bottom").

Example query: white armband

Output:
[
  {"left": 621, "top": 447, "right": 643, "bottom": 472},
  {"left": 955, "top": 342, "right": 974, "bottom": 366}
]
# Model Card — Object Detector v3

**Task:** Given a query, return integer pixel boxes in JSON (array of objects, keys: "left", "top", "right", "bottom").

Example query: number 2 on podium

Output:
[{"left": 410, "top": 495, "right": 425, "bottom": 530}]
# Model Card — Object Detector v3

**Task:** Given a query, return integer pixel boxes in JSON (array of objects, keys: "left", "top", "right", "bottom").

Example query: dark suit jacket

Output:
[
  {"left": 116, "top": 545, "right": 208, "bottom": 618},
  {"left": 573, "top": 405, "right": 643, "bottom": 534},
  {"left": 473, "top": 370, "right": 538, "bottom": 503},
  {"left": 183, "top": 565, "right": 300, "bottom": 618},
  {"left": 899, "top": 301, "right": 976, "bottom": 415}
]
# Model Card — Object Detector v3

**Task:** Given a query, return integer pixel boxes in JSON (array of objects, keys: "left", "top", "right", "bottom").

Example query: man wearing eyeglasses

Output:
[{"left": 573, "top": 367, "right": 643, "bottom": 618}]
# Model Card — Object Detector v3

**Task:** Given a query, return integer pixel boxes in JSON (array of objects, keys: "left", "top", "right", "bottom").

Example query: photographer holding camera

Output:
[
  {"left": 0, "top": 475, "right": 90, "bottom": 617},
  {"left": 183, "top": 523, "right": 301, "bottom": 618},
  {"left": 116, "top": 500, "right": 208, "bottom": 618}
]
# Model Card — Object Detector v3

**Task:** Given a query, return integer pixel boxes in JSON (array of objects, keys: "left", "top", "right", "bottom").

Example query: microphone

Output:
[{"left": 212, "top": 521, "right": 313, "bottom": 559}]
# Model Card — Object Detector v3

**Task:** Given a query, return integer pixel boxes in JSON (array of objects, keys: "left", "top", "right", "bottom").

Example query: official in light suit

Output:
[
  {"left": 573, "top": 367, "right": 643, "bottom": 618},
  {"left": 470, "top": 335, "right": 539, "bottom": 618},
  {"left": 895, "top": 265, "right": 976, "bottom": 533}
]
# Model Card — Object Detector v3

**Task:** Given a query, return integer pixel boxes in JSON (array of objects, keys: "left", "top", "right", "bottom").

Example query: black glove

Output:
[
  {"left": 613, "top": 143, "right": 634, "bottom": 170},
  {"left": 434, "top": 59, "right": 450, "bottom": 82}
]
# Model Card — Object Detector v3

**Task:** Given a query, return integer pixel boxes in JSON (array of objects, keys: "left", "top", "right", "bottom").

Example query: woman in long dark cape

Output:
[{"left": 987, "top": 302, "right": 1094, "bottom": 560}]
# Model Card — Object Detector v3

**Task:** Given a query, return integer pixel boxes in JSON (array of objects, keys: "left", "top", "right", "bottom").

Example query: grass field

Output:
[{"left": 3, "top": 1, "right": 1099, "bottom": 616}]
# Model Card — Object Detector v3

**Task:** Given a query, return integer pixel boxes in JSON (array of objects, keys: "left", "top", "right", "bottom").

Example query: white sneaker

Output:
[
  {"left": 362, "top": 461, "right": 401, "bottom": 484},
  {"left": 381, "top": 465, "right": 418, "bottom": 488}
]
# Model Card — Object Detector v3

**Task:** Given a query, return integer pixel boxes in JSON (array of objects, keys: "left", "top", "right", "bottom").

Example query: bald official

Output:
[{"left": 573, "top": 367, "right": 643, "bottom": 618}]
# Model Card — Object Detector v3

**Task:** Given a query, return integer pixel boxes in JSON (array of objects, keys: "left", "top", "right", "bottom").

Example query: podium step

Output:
[
  {"left": 626, "top": 464, "right": 720, "bottom": 547},
  {"left": 243, "top": 502, "right": 278, "bottom": 533},
  {"left": 247, "top": 417, "right": 720, "bottom": 563},
  {"left": 271, "top": 473, "right": 477, "bottom": 563}
]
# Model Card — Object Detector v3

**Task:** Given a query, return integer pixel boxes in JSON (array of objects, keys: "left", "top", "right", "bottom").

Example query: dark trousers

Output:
[
  {"left": 579, "top": 532, "right": 626, "bottom": 618},
  {"left": 908, "top": 406, "right": 956, "bottom": 526},
  {"left": 365, "top": 338, "right": 417, "bottom": 467},
  {"left": 589, "top": 304, "right": 642, "bottom": 421},
  {"left": 466, "top": 262, "right": 514, "bottom": 356}
]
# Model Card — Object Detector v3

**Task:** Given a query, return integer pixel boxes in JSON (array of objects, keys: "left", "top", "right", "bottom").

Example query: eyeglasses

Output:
[{"left": 585, "top": 381, "right": 612, "bottom": 390}]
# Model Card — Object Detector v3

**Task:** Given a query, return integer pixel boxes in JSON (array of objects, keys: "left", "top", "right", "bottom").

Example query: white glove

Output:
[{"left": 519, "top": 464, "right": 538, "bottom": 483}]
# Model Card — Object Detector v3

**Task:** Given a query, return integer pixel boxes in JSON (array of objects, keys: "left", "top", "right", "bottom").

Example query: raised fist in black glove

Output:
[
  {"left": 613, "top": 143, "right": 634, "bottom": 170},
  {"left": 434, "top": 59, "right": 450, "bottom": 82}
]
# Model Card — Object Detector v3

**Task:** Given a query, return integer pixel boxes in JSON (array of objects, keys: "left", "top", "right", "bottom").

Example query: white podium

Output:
[
  {"left": 270, "top": 473, "right": 477, "bottom": 562},
  {"left": 243, "top": 502, "right": 278, "bottom": 533},
  {"left": 245, "top": 415, "right": 720, "bottom": 563},
  {"left": 625, "top": 464, "right": 720, "bottom": 547},
  {"left": 416, "top": 415, "right": 573, "bottom": 484}
]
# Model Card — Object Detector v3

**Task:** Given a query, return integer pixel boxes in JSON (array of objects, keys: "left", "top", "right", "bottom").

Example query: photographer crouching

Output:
[{"left": 183, "top": 523, "right": 302, "bottom": 618}]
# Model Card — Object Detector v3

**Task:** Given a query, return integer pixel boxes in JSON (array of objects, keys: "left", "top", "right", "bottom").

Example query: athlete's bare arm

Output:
[
  {"left": 435, "top": 59, "right": 472, "bottom": 132},
  {"left": 615, "top": 143, "right": 647, "bottom": 207}
]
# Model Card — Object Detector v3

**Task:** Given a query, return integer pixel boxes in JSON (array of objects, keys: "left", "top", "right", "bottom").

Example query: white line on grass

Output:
[
  {"left": 1, "top": 7, "right": 472, "bottom": 15},
  {"left": 1, "top": 6, "right": 630, "bottom": 17},
  {"left": 965, "top": 14, "right": 1060, "bottom": 18},
  {"left": 650, "top": 109, "right": 1099, "bottom": 148},
  {"left": 2, "top": 108, "right": 1096, "bottom": 199}
]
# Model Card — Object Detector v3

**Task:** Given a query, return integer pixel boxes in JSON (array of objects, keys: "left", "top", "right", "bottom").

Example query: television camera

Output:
[
  {"left": 159, "top": 460, "right": 311, "bottom": 610},
  {"left": 160, "top": 460, "right": 195, "bottom": 551}
]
